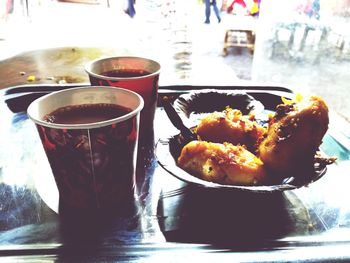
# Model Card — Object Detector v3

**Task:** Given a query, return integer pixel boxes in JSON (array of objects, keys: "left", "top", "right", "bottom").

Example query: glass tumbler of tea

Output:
[
  {"left": 84, "top": 56, "right": 161, "bottom": 140},
  {"left": 27, "top": 86, "right": 144, "bottom": 217}
]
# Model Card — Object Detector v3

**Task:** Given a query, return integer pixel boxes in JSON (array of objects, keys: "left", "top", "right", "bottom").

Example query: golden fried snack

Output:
[
  {"left": 258, "top": 95, "right": 329, "bottom": 178},
  {"left": 195, "top": 108, "right": 266, "bottom": 152},
  {"left": 177, "top": 140, "right": 267, "bottom": 186}
]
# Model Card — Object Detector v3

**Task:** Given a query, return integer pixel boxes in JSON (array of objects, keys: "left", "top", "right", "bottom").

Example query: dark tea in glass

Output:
[
  {"left": 27, "top": 87, "right": 144, "bottom": 215},
  {"left": 102, "top": 69, "right": 151, "bottom": 78}
]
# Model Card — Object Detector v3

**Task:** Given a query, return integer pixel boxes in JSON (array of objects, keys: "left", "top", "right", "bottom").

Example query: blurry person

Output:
[
  {"left": 249, "top": 0, "right": 260, "bottom": 17},
  {"left": 1, "top": 0, "right": 13, "bottom": 20},
  {"left": 125, "top": 0, "right": 136, "bottom": 18},
  {"left": 296, "top": 0, "right": 320, "bottom": 20},
  {"left": 227, "top": 0, "right": 260, "bottom": 16},
  {"left": 227, "top": 0, "right": 248, "bottom": 15},
  {"left": 204, "top": 0, "right": 222, "bottom": 24}
]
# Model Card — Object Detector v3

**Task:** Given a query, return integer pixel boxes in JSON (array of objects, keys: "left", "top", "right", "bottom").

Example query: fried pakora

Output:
[
  {"left": 176, "top": 95, "right": 334, "bottom": 186},
  {"left": 177, "top": 140, "right": 267, "bottom": 185},
  {"left": 258, "top": 95, "right": 329, "bottom": 178},
  {"left": 195, "top": 108, "right": 266, "bottom": 153}
]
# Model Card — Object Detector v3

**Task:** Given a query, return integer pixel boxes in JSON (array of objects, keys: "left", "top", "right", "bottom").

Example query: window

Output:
[{"left": 1, "top": 0, "right": 349, "bottom": 120}]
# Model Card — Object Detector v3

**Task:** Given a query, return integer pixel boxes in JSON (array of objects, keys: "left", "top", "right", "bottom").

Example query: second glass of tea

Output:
[{"left": 85, "top": 56, "right": 161, "bottom": 141}]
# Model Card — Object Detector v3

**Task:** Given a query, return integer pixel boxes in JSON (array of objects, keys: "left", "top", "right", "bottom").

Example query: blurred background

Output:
[{"left": 1, "top": 0, "right": 350, "bottom": 121}]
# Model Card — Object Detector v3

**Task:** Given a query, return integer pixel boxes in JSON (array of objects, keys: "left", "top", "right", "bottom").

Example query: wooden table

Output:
[
  {"left": 222, "top": 15, "right": 257, "bottom": 56},
  {"left": 223, "top": 29, "right": 255, "bottom": 55}
]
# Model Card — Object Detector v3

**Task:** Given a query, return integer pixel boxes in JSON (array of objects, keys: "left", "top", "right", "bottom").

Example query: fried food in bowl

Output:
[
  {"left": 258, "top": 95, "right": 330, "bottom": 180},
  {"left": 195, "top": 108, "right": 266, "bottom": 153},
  {"left": 175, "top": 94, "right": 335, "bottom": 187},
  {"left": 177, "top": 140, "right": 267, "bottom": 186}
]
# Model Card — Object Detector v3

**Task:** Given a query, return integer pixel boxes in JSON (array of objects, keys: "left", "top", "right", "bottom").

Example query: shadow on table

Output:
[{"left": 157, "top": 184, "right": 312, "bottom": 244}]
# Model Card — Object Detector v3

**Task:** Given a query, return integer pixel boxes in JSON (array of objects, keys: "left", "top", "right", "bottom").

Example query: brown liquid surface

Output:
[
  {"left": 44, "top": 103, "right": 132, "bottom": 124},
  {"left": 102, "top": 69, "right": 151, "bottom": 78}
]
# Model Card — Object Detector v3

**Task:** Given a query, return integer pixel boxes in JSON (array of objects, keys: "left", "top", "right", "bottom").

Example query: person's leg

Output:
[
  {"left": 212, "top": 0, "right": 221, "bottom": 22},
  {"left": 125, "top": 0, "right": 136, "bottom": 18},
  {"left": 204, "top": 0, "right": 211, "bottom": 23}
]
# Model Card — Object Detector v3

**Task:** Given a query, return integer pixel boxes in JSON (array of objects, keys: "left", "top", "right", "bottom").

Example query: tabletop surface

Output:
[
  {"left": 1, "top": 47, "right": 350, "bottom": 261},
  {"left": 0, "top": 47, "right": 120, "bottom": 89},
  {"left": 1, "top": 81, "right": 350, "bottom": 261}
]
